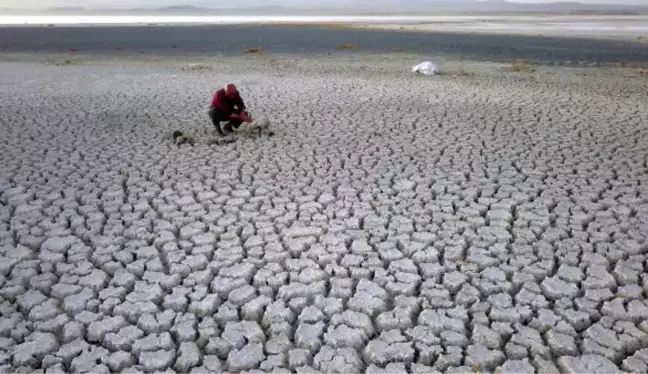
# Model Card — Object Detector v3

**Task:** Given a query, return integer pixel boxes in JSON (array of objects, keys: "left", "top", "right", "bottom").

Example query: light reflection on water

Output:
[
  {"left": 0, "top": 15, "right": 483, "bottom": 25},
  {"left": 0, "top": 15, "right": 646, "bottom": 34}
]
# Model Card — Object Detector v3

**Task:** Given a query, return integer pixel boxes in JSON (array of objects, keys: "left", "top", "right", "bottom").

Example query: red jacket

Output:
[{"left": 210, "top": 88, "right": 246, "bottom": 114}]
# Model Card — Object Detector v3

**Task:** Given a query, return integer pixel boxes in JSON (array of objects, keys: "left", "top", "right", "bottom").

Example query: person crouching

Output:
[{"left": 208, "top": 83, "right": 252, "bottom": 136}]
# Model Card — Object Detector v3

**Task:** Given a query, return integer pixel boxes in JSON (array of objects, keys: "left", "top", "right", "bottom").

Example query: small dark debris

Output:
[{"left": 172, "top": 130, "right": 195, "bottom": 147}]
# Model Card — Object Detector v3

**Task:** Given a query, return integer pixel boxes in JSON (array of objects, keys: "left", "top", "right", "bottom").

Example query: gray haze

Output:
[{"left": 1, "top": 0, "right": 647, "bottom": 10}]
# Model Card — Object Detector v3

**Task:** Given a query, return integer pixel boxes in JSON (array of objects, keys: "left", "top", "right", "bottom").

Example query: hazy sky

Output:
[{"left": 2, "top": 0, "right": 646, "bottom": 9}]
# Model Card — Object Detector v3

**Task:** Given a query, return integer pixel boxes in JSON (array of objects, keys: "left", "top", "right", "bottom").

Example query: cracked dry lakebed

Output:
[{"left": 1, "top": 27, "right": 648, "bottom": 374}]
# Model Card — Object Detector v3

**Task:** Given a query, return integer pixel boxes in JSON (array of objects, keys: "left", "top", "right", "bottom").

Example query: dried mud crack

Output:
[{"left": 0, "top": 55, "right": 647, "bottom": 373}]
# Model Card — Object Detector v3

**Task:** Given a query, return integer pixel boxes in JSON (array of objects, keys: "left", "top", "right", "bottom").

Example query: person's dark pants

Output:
[{"left": 208, "top": 107, "right": 242, "bottom": 135}]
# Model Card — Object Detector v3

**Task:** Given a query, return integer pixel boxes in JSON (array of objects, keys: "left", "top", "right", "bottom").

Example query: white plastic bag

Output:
[{"left": 412, "top": 61, "right": 438, "bottom": 75}]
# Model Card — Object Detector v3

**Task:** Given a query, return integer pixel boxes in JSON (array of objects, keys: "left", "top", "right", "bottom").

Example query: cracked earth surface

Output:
[{"left": 0, "top": 55, "right": 648, "bottom": 373}]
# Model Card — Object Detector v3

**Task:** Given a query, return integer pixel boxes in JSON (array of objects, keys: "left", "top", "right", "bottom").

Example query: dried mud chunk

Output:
[
  {"left": 227, "top": 342, "right": 265, "bottom": 372},
  {"left": 465, "top": 344, "right": 506, "bottom": 372},
  {"left": 556, "top": 355, "right": 621, "bottom": 373},
  {"left": 313, "top": 345, "right": 363, "bottom": 373},
  {"left": 12, "top": 332, "right": 59, "bottom": 367},
  {"left": 495, "top": 359, "right": 535, "bottom": 373}
]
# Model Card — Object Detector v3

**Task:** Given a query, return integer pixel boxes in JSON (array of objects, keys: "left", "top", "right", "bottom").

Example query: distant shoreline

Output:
[
  {"left": 2, "top": 3, "right": 648, "bottom": 16},
  {"left": 1, "top": 23, "right": 646, "bottom": 68},
  {"left": 1, "top": 14, "right": 647, "bottom": 27},
  {"left": 0, "top": 14, "right": 646, "bottom": 43}
]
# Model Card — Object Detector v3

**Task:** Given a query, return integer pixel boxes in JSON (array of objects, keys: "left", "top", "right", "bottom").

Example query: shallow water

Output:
[
  {"left": 2, "top": 23, "right": 647, "bottom": 66},
  {"left": 0, "top": 15, "right": 485, "bottom": 26},
  {"left": 456, "top": 21, "right": 648, "bottom": 32},
  {"left": 1, "top": 14, "right": 647, "bottom": 33}
]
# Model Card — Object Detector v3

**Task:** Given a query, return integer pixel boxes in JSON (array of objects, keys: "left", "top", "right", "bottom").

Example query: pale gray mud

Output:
[{"left": 0, "top": 54, "right": 648, "bottom": 373}]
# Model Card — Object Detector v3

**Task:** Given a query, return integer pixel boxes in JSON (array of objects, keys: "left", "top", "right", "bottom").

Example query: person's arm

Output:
[
  {"left": 233, "top": 94, "right": 251, "bottom": 122},
  {"left": 236, "top": 94, "right": 246, "bottom": 111}
]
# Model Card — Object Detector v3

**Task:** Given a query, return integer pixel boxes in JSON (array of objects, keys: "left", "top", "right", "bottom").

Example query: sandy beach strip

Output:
[{"left": 1, "top": 24, "right": 648, "bottom": 373}]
